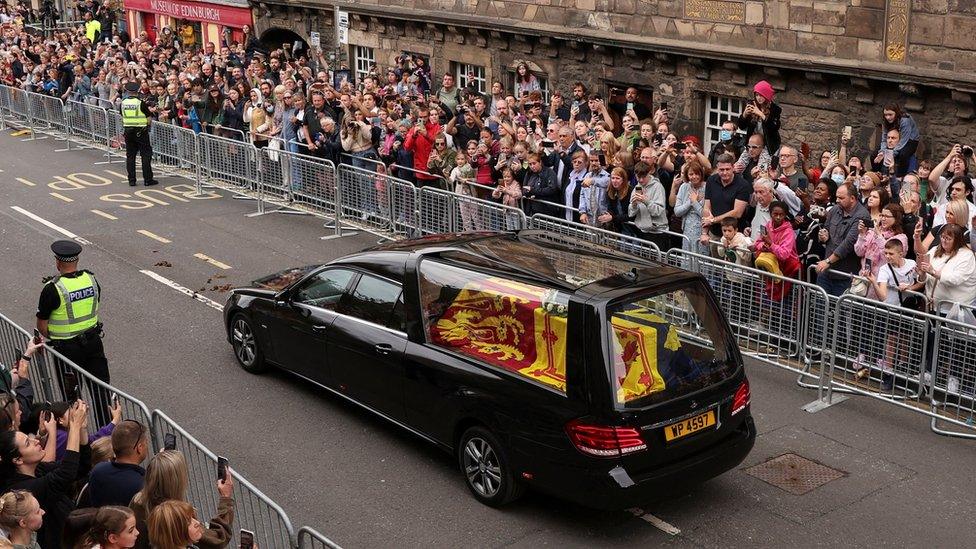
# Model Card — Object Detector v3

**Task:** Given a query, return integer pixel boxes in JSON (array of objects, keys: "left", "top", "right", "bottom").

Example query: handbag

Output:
[
  {"left": 887, "top": 263, "right": 924, "bottom": 311},
  {"left": 847, "top": 275, "right": 869, "bottom": 297},
  {"left": 267, "top": 137, "right": 281, "bottom": 162}
]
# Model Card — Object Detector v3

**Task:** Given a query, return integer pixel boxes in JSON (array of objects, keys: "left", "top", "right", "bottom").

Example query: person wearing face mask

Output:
[{"left": 708, "top": 120, "right": 743, "bottom": 167}]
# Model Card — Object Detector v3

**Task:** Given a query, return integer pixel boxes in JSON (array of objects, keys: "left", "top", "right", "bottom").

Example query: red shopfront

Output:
[{"left": 124, "top": 0, "right": 252, "bottom": 47}]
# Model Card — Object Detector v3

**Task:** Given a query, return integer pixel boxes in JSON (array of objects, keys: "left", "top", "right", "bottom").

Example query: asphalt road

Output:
[{"left": 0, "top": 132, "right": 974, "bottom": 548}]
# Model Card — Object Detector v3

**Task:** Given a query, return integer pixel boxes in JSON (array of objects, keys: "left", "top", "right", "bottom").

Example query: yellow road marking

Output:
[
  {"left": 137, "top": 229, "right": 171, "bottom": 243},
  {"left": 91, "top": 209, "right": 118, "bottom": 220},
  {"left": 10, "top": 130, "right": 30, "bottom": 137},
  {"left": 15, "top": 177, "right": 35, "bottom": 187},
  {"left": 193, "top": 253, "right": 231, "bottom": 270},
  {"left": 104, "top": 169, "right": 127, "bottom": 179},
  {"left": 50, "top": 192, "right": 74, "bottom": 202}
]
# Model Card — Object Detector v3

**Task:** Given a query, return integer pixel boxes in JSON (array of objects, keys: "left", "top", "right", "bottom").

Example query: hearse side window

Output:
[
  {"left": 339, "top": 274, "right": 403, "bottom": 329},
  {"left": 607, "top": 283, "right": 736, "bottom": 408},
  {"left": 293, "top": 269, "right": 355, "bottom": 309},
  {"left": 418, "top": 259, "right": 570, "bottom": 393}
]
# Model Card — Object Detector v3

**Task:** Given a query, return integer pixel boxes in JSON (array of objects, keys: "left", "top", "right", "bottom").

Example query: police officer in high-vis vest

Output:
[
  {"left": 36, "top": 240, "right": 112, "bottom": 424},
  {"left": 121, "top": 81, "right": 158, "bottom": 187}
]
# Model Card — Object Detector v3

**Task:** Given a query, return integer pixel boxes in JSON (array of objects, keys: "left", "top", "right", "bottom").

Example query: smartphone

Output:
[
  {"left": 883, "top": 149, "right": 894, "bottom": 165},
  {"left": 111, "top": 392, "right": 119, "bottom": 407},
  {"left": 598, "top": 153, "right": 606, "bottom": 165},
  {"left": 864, "top": 258, "right": 874, "bottom": 271},
  {"left": 217, "top": 456, "right": 229, "bottom": 482},
  {"left": 164, "top": 433, "right": 177, "bottom": 451},
  {"left": 760, "top": 225, "right": 768, "bottom": 237},
  {"left": 864, "top": 219, "right": 875, "bottom": 229},
  {"left": 32, "top": 329, "right": 42, "bottom": 345},
  {"left": 40, "top": 410, "right": 52, "bottom": 424},
  {"left": 674, "top": 142, "right": 687, "bottom": 151},
  {"left": 240, "top": 529, "right": 255, "bottom": 549},
  {"left": 529, "top": 119, "right": 537, "bottom": 132},
  {"left": 770, "top": 155, "right": 780, "bottom": 171},
  {"left": 660, "top": 101, "right": 668, "bottom": 111},
  {"left": 843, "top": 126, "right": 852, "bottom": 140},
  {"left": 63, "top": 371, "right": 79, "bottom": 402}
]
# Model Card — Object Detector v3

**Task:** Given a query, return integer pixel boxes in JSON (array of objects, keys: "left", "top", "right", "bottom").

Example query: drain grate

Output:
[{"left": 744, "top": 453, "right": 846, "bottom": 495}]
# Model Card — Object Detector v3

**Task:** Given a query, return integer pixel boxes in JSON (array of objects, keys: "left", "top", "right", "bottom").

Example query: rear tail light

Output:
[
  {"left": 566, "top": 419, "right": 647, "bottom": 458},
  {"left": 731, "top": 379, "right": 751, "bottom": 416}
]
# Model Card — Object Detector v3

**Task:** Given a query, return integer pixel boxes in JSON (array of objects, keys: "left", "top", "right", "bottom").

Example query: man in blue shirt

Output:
[{"left": 86, "top": 419, "right": 148, "bottom": 506}]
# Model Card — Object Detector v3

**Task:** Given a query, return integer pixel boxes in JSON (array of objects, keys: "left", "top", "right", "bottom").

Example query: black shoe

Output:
[
  {"left": 144, "top": 180, "right": 159, "bottom": 186},
  {"left": 128, "top": 181, "right": 137, "bottom": 187},
  {"left": 881, "top": 373, "right": 894, "bottom": 392}
]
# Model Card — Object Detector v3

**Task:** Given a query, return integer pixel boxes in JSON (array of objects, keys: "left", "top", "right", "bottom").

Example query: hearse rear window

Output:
[
  {"left": 608, "top": 283, "right": 736, "bottom": 408},
  {"left": 419, "top": 260, "right": 570, "bottom": 393}
]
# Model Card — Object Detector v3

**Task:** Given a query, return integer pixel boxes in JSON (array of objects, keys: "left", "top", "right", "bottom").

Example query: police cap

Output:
[
  {"left": 51, "top": 240, "right": 82, "bottom": 262},
  {"left": 124, "top": 81, "right": 140, "bottom": 93}
]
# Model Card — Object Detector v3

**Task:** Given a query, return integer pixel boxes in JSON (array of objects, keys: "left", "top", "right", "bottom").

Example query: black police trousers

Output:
[
  {"left": 124, "top": 126, "right": 155, "bottom": 185},
  {"left": 50, "top": 330, "right": 112, "bottom": 427}
]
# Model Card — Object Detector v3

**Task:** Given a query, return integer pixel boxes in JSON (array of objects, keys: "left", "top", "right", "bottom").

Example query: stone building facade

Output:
[{"left": 252, "top": 0, "right": 976, "bottom": 160}]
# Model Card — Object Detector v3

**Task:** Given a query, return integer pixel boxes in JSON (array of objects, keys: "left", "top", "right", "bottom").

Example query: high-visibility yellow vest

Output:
[
  {"left": 85, "top": 20, "right": 101, "bottom": 44},
  {"left": 47, "top": 272, "right": 100, "bottom": 340},
  {"left": 121, "top": 97, "right": 148, "bottom": 127}
]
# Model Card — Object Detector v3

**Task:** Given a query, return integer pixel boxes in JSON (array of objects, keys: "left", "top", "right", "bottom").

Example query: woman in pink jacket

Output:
[
  {"left": 855, "top": 203, "right": 907, "bottom": 300},
  {"left": 753, "top": 201, "right": 801, "bottom": 302}
]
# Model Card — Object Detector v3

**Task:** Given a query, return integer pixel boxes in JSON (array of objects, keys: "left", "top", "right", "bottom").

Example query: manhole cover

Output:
[{"left": 744, "top": 453, "right": 846, "bottom": 495}]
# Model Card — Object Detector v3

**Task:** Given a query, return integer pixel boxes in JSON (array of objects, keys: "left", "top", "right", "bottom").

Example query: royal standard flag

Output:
[{"left": 430, "top": 277, "right": 568, "bottom": 392}]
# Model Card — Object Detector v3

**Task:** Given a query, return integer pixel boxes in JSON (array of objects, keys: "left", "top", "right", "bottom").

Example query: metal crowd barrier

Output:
[
  {"left": 151, "top": 410, "right": 297, "bottom": 549},
  {"left": 3, "top": 80, "right": 974, "bottom": 443},
  {"left": 298, "top": 526, "right": 342, "bottom": 549},
  {"left": 0, "top": 308, "right": 333, "bottom": 547},
  {"left": 667, "top": 249, "right": 831, "bottom": 386},
  {"left": 529, "top": 214, "right": 663, "bottom": 261}
]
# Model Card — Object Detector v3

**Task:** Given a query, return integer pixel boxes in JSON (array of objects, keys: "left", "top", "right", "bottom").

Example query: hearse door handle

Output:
[
  {"left": 310, "top": 325, "right": 328, "bottom": 333},
  {"left": 374, "top": 343, "right": 392, "bottom": 356}
]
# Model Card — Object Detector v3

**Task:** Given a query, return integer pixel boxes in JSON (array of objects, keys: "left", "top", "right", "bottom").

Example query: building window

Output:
[
  {"left": 508, "top": 70, "right": 549, "bottom": 103},
  {"left": 454, "top": 63, "right": 486, "bottom": 94},
  {"left": 704, "top": 95, "right": 745, "bottom": 154},
  {"left": 353, "top": 45, "right": 375, "bottom": 83}
]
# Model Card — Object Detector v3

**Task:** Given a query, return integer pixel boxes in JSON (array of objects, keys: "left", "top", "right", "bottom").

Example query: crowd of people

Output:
[
  {"left": 1, "top": 9, "right": 976, "bottom": 343},
  {"left": 0, "top": 338, "right": 243, "bottom": 548}
]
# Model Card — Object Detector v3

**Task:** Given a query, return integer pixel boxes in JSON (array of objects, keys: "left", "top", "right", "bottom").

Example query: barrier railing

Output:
[
  {"left": 151, "top": 410, "right": 298, "bottom": 549},
  {"left": 4, "top": 80, "right": 974, "bottom": 447},
  {"left": 0, "top": 308, "right": 331, "bottom": 547},
  {"left": 298, "top": 526, "right": 342, "bottom": 549}
]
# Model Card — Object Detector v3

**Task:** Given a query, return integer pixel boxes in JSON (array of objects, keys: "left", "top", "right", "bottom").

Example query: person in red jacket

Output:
[{"left": 405, "top": 108, "right": 443, "bottom": 187}]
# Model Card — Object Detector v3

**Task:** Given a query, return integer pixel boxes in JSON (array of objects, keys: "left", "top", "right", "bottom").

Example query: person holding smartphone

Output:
[
  {"left": 0, "top": 401, "right": 89, "bottom": 549},
  {"left": 738, "top": 80, "right": 782, "bottom": 159},
  {"left": 130, "top": 450, "right": 234, "bottom": 549}
]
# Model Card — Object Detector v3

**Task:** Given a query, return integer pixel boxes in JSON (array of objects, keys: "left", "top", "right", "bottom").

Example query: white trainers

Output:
[
  {"left": 923, "top": 372, "right": 932, "bottom": 386},
  {"left": 948, "top": 376, "right": 960, "bottom": 395},
  {"left": 877, "top": 359, "right": 893, "bottom": 374}
]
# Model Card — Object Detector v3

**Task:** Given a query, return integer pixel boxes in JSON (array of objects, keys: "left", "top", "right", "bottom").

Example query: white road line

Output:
[
  {"left": 193, "top": 253, "right": 232, "bottom": 270},
  {"left": 15, "top": 177, "right": 35, "bottom": 187},
  {"left": 140, "top": 270, "right": 224, "bottom": 312},
  {"left": 137, "top": 229, "right": 171, "bottom": 243},
  {"left": 10, "top": 206, "right": 92, "bottom": 245},
  {"left": 627, "top": 508, "right": 681, "bottom": 536}
]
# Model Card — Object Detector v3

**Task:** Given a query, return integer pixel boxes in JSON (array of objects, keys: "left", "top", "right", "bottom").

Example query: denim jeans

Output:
[{"left": 816, "top": 274, "right": 851, "bottom": 297}]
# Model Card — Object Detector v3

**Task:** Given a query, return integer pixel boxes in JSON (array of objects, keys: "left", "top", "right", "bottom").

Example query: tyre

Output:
[
  {"left": 458, "top": 426, "right": 523, "bottom": 506},
  {"left": 230, "top": 313, "right": 267, "bottom": 374}
]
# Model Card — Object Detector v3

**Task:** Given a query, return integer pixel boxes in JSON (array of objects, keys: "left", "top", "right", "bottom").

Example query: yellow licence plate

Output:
[{"left": 664, "top": 410, "right": 716, "bottom": 442}]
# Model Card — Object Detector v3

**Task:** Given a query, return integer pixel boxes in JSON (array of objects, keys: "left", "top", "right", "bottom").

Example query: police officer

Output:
[
  {"left": 36, "top": 240, "right": 112, "bottom": 425},
  {"left": 121, "top": 81, "right": 158, "bottom": 187}
]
